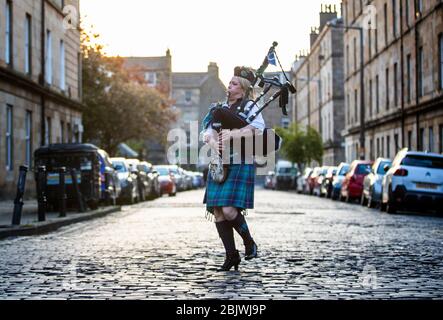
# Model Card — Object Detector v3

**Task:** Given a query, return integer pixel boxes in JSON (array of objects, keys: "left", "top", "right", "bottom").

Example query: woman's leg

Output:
[
  {"left": 214, "top": 207, "right": 236, "bottom": 256},
  {"left": 222, "top": 207, "right": 257, "bottom": 260}
]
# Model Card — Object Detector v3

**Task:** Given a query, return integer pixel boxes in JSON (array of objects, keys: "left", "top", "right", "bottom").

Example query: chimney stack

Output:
[{"left": 319, "top": 4, "right": 338, "bottom": 32}]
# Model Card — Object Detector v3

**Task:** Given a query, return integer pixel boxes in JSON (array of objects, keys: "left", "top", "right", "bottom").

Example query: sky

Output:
[{"left": 80, "top": 0, "right": 342, "bottom": 86}]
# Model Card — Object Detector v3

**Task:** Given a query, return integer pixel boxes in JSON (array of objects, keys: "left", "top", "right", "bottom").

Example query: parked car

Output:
[
  {"left": 321, "top": 166, "right": 338, "bottom": 198},
  {"left": 331, "top": 163, "right": 350, "bottom": 200},
  {"left": 34, "top": 143, "right": 103, "bottom": 211},
  {"left": 181, "top": 169, "right": 194, "bottom": 190},
  {"left": 190, "top": 172, "right": 205, "bottom": 189},
  {"left": 138, "top": 161, "right": 161, "bottom": 199},
  {"left": 297, "top": 168, "right": 313, "bottom": 194},
  {"left": 275, "top": 161, "right": 298, "bottom": 190},
  {"left": 154, "top": 165, "right": 177, "bottom": 197},
  {"left": 340, "top": 160, "right": 373, "bottom": 203},
  {"left": 111, "top": 158, "right": 139, "bottom": 204},
  {"left": 381, "top": 149, "right": 443, "bottom": 214},
  {"left": 126, "top": 159, "right": 150, "bottom": 202},
  {"left": 307, "top": 167, "right": 322, "bottom": 195},
  {"left": 361, "top": 158, "right": 392, "bottom": 208},
  {"left": 98, "top": 149, "right": 121, "bottom": 206},
  {"left": 264, "top": 171, "right": 277, "bottom": 190},
  {"left": 167, "top": 165, "right": 185, "bottom": 192},
  {"left": 313, "top": 166, "right": 331, "bottom": 196}
]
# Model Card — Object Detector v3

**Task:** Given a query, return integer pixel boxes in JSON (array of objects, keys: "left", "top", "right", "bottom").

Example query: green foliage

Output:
[
  {"left": 275, "top": 123, "right": 323, "bottom": 167},
  {"left": 80, "top": 27, "right": 176, "bottom": 156}
]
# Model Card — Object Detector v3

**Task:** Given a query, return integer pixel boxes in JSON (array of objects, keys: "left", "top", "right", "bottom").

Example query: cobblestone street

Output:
[{"left": 0, "top": 188, "right": 442, "bottom": 300}]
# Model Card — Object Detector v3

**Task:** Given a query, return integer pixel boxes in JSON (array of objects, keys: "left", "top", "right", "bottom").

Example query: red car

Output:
[
  {"left": 154, "top": 166, "right": 177, "bottom": 197},
  {"left": 307, "top": 167, "right": 322, "bottom": 195},
  {"left": 340, "top": 160, "right": 373, "bottom": 203}
]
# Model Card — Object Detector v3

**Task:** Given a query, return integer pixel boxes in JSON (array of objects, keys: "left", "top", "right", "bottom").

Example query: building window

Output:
[
  {"left": 384, "top": 3, "right": 388, "bottom": 46},
  {"left": 418, "top": 47, "right": 424, "bottom": 97},
  {"left": 370, "top": 139, "right": 374, "bottom": 160},
  {"left": 45, "top": 117, "right": 52, "bottom": 145},
  {"left": 354, "top": 89, "right": 358, "bottom": 124},
  {"left": 415, "top": 0, "right": 422, "bottom": 17},
  {"left": 429, "top": 126, "right": 434, "bottom": 152},
  {"left": 25, "top": 111, "right": 32, "bottom": 167},
  {"left": 375, "top": 14, "right": 379, "bottom": 53},
  {"left": 377, "top": 138, "right": 380, "bottom": 158},
  {"left": 346, "top": 45, "right": 349, "bottom": 76},
  {"left": 405, "top": 0, "right": 410, "bottom": 26},
  {"left": 386, "top": 68, "right": 390, "bottom": 110},
  {"left": 439, "top": 34, "right": 443, "bottom": 90},
  {"left": 45, "top": 30, "right": 53, "bottom": 84},
  {"left": 5, "top": 0, "right": 13, "bottom": 66},
  {"left": 6, "top": 105, "right": 13, "bottom": 171},
  {"left": 25, "top": 14, "right": 32, "bottom": 75},
  {"left": 387, "top": 135, "right": 391, "bottom": 158},
  {"left": 353, "top": 38, "right": 357, "bottom": 72},
  {"left": 394, "top": 63, "right": 398, "bottom": 107},
  {"left": 185, "top": 91, "right": 192, "bottom": 104},
  {"left": 392, "top": 0, "right": 397, "bottom": 37},
  {"left": 61, "top": 121, "right": 65, "bottom": 143},
  {"left": 376, "top": 75, "right": 380, "bottom": 113},
  {"left": 67, "top": 123, "right": 72, "bottom": 143},
  {"left": 381, "top": 137, "right": 385, "bottom": 157},
  {"left": 419, "top": 128, "right": 425, "bottom": 151},
  {"left": 369, "top": 79, "right": 373, "bottom": 117},
  {"left": 408, "top": 130, "right": 412, "bottom": 150},
  {"left": 394, "top": 133, "right": 399, "bottom": 153},
  {"left": 406, "top": 54, "right": 412, "bottom": 102},
  {"left": 145, "top": 72, "right": 157, "bottom": 87},
  {"left": 347, "top": 94, "right": 350, "bottom": 125},
  {"left": 59, "top": 40, "right": 65, "bottom": 90},
  {"left": 368, "top": 26, "right": 372, "bottom": 59}
]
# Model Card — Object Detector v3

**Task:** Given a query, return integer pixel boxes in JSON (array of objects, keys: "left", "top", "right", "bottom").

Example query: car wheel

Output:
[
  {"left": 386, "top": 185, "right": 397, "bottom": 214},
  {"left": 367, "top": 190, "right": 376, "bottom": 209}
]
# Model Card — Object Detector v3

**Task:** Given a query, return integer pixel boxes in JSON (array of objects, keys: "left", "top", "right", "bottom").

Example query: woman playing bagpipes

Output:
[{"left": 201, "top": 67, "right": 263, "bottom": 272}]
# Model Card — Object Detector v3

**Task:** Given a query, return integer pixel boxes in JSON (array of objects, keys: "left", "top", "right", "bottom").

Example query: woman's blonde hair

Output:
[{"left": 235, "top": 76, "right": 255, "bottom": 101}]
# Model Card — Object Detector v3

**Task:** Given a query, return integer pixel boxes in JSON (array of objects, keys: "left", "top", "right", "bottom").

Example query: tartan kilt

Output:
[{"left": 203, "top": 164, "right": 256, "bottom": 214}]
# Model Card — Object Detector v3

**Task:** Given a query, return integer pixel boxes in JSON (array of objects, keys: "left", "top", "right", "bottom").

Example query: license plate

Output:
[{"left": 416, "top": 183, "right": 438, "bottom": 190}]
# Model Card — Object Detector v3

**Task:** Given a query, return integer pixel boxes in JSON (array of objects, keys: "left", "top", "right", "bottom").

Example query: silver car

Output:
[
  {"left": 381, "top": 149, "right": 443, "bottom": 214},
  {"left": 361, "top": 158, "right": 392, "bottom": 208}
]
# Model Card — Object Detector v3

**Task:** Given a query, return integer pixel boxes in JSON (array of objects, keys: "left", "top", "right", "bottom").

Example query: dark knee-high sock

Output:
[
  {"left": 215, "top": 221, "right": 236, "bottom": 255},
  {"left": 230, "top": 212, "right": 254, "bottom": 245}
]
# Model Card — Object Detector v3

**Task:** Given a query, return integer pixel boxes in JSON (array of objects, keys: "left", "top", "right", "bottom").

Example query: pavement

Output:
[
  {"left": 0, "top": 199, "right": 121, "bottom": 240},
  {"left": 0, "top": 187, "right": 442, "bottom": 300}
]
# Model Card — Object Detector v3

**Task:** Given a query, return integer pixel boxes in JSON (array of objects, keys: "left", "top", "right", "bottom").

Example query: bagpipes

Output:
[{"left": 206, "top": 42, "right": 296, "bottom": 183}]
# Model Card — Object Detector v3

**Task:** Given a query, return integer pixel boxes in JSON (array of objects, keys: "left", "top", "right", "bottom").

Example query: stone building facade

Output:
[
  {"left": 122, "top": 51, "right": 173, "bottom": 164},
  {"left": 0, "top": 0, "right": 83, "bottom": 200},
  {"left": 261, "top": 70, "right": 293, "bottom": 130},
  {"left": 342, "top": 0, "right": 443, "bottom": 162},
  {"left": 172, "top": 62, "right": 226, "bottom": 169},
  {"left": 293, "top": 5, "right": 346, "bottom": 166}
]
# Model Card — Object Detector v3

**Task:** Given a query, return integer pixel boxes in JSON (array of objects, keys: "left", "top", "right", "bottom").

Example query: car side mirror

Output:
[
  {"left": 383, "top": 165, "right": 390, "bottom": 173},
  {"left": 152, "top": 170, "right": 158, "bottom": 175}
]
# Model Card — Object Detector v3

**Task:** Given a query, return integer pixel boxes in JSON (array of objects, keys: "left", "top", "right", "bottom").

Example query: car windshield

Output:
[
  {"left": 339, "top": 165, "right": 350, "bottom": 176},
  {"left": 401, "top": 155, "right": 443, "bottom": 169},
  {"left": 377, "top": 161, "right": 392, "bottom": 174},
  {"left": 356, "top": 164, "right": 371, "bottom": 175},
  {"left": 278, "top": 167, "right": 296, "bottom": 174},
  {"left": 155, "top": 167, "right": 170, "bottom": 176},
  {"left": 113, "top": 161, "right": 127, "bottom": 173}
]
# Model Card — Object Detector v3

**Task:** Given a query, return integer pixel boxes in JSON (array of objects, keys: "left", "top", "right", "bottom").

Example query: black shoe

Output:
[
  {"left": 218, "top": 250, "right": 241, "bottom": 271},
  {"left": 245, "top": 242, "right": 258, "bottom": 260}
]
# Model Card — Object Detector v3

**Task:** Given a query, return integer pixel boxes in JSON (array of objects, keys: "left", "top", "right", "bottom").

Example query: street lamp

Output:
[{"left": 327, "top": 20, "right": 365, "bottom": 160}]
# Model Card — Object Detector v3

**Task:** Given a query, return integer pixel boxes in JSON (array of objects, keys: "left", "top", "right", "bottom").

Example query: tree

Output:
[
  {"left": 275, "top": 123, "right": 323, "bottom": 170},
  {"left": 80, "top": 27, "right": 177, "bottom": 155}
]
